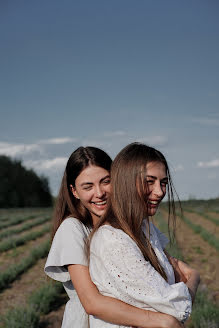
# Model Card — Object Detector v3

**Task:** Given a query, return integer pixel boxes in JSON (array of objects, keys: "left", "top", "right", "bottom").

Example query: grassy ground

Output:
[{"left": 0, "top": 201, "right": 218, "bottom": 327}]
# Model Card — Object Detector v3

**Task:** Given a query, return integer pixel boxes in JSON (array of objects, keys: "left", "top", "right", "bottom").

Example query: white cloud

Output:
[
  {"left": 0, "top": 142, "right": 42, "bottom": 157},
  {"left": 197, "top": 159, "right": 219, "bottom": 168},
  {"left": 103, "top": 131, "right": 127, "bottom": 137},
  {"left": 25, "top": 157, "right": 68, "bottom": 171},
  {"left": 136, "top": 136, "right": 168, "bottom": 147},
  {"left": 39, "top": 137, "right": 77, "bottom": 145},
  {"left": 0, "top": 136, "right": 77, "bottom": 158}
]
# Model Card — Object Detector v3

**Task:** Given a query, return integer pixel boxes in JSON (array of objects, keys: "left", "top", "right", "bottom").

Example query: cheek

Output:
[
  {"left": 161, "top": 186, "right": 167, "bottom": 197},
  {"left": 77, "top": 190, "right": 92, "bottom": 203},
  {"left": 105, "top": 184, "right": 111, "bottom": 193},
  {"left": 146, "top": 185, "right": 153, "bottom": 195}
]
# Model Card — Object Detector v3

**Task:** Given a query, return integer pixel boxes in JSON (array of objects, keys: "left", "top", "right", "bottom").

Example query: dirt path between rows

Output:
[
  {"left": 207, "top": 211, "right": 219, "bottom": 220},
  {"left": 184, "top": 211, "right": 219, "bottom": 235},
  {"left": 161, "top": 210, "right": 219, "bottom": 302},
  {"left": 39, "top": 302, "right": 66, "bottom": 328},
  {"left": 0, "top": 232, "right": 50, "bottom": 271},
  {"left": 0, "top": 215, "right": 51, "bottom": 237},
  {"left": 0, "top": 258, "right": 48, "bottom": 315}
]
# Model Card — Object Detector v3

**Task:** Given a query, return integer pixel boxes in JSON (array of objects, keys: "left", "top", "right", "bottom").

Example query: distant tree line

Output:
[{"left": 0, "top": 155, "right": 52, "bottom": 207}]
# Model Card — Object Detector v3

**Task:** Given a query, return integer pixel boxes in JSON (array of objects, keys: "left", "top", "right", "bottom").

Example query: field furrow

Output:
[
  {"left": 0, "top": 205, "right": 218, "bottom": 328},
  {"left": 0, "top": 239, "right": 50, "bottom": 292},
  {"left": 0, "top": 224, "right": 50, "bottom": 253},
  {"left": 161, "top": 209, "right": 219, "bottom": 300},
  {"left": 0, "top": 216, "right": 51, "bottom": 240},
  {"left": 0, "top": 258, "right": 47, "bottom": 315},
  {"left": 0, "top": 270, "right": 66, "bottom": 328},
  {"left": 183, "top": 208, "right": 219, "bottom": 226},
  {"left": 179, "top": 214, "right": 219, "bottom": 252},
  {"left": 0, "top": 233, "right": 50, "bottom": 271},
  {"left": 184, "top": 211, "right": 219, "bottom": 235}
]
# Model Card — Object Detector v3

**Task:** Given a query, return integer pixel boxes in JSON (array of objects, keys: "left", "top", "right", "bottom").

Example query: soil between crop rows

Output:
[
  {"left": 0, "top": 258, "right": 47, "bottom": 315},
  {"left": 161, "top": 209, "right": 219, "bottom": 302},
  {"left": 184, "top": 211, "right": 219, "bottom": 235},
  {"left": 0, "top": 233, "right": 50, "bottom": 271}
]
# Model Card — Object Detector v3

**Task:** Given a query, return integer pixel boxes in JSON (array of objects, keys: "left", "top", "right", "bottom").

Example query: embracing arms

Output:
[
  {"left": 68, "top": 264, "right": 184, "bottom": 328},
  {"left": 167, "top": 254, "right": 200, "bottom": 303}
]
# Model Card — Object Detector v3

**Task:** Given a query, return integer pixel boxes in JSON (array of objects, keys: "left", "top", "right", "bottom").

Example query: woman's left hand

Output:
[{"left": 169, "top": 256, "right": 187, "bottom": 283}]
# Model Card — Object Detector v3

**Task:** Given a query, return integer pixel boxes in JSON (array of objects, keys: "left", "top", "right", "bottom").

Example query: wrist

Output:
[
  {"left": 160, "top": 314, "right": 178, "bottom": 328},
  {"left": 189, "top": 269, "right": 200, "bottom": 282},
  {"left": 186, "top": 268, "right": 199, "bottom": 280}
]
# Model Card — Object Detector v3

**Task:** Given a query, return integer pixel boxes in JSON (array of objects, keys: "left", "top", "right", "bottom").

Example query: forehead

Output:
[
  {"left": 145, "top": 161, "right": 167, "bottom": 177},
  {"left": 76, "top": 165, "right": 109, "bottom": 184}
]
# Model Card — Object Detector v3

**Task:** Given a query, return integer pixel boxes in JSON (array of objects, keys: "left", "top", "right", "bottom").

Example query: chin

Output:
[{"left": 148, "top": 208, "right": 158, "bottom": 217}]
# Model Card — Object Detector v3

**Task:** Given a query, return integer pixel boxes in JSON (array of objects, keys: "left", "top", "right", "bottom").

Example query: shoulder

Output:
[
  {"left": 91, "top": 225, "right": 135, "bottom": 251},
  {"left": 58, "top": 217, "right": 89, "bottom": 235},
  {"left": 93, "top": 224, "right": 127, "bottom": 239},
  {"left": 53, "top": 217, "right": 90, "bottom": 245}
]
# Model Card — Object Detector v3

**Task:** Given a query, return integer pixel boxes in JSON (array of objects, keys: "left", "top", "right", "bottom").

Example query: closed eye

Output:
[
  {"left": 146, "top": 179, "right": 155, "bottom": 184},
  {"left": 102, "top": 179, "right": 110, "bottom": 185},
  {"left": 82, "top": 185, "right": 93, "bottom": 190}
]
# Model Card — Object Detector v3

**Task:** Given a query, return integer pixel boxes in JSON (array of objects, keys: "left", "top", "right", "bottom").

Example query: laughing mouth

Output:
[
  {"left": 91, "top": 200, "right": 107, "bottom": 205},
  {"left": 148, "top": 200, "right": 160, "bottom": 205}
]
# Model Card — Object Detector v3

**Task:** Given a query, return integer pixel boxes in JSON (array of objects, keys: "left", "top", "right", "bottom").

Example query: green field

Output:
[{"left": 0, "top": 200, "right": 218, "bottom": 328}]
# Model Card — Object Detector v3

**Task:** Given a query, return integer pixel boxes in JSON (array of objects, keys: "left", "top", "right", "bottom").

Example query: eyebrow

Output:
[
  {"left": 80, "top": 174, "right": 110, "bottom": 187},
  {"left": 146, "top": 175, "right": 168, "bottom": 180}
]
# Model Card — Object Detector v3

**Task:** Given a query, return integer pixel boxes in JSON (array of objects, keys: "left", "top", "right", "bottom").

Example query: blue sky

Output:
[{"left": 0, "top": 0, "right": 219, "bottom": 200}]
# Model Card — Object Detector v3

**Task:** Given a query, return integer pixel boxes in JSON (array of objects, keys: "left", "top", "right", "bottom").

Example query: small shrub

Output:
[{"left": 0, "top": 307, "right": 39, "bottom": 328}]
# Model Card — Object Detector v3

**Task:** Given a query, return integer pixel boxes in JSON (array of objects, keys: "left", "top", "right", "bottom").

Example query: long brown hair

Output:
[
  {"left": 91, "top": 142, "right": 178, "bottom": 280},
  {"left": 52, "top": 146, "right": 112, "bottom": 239}
]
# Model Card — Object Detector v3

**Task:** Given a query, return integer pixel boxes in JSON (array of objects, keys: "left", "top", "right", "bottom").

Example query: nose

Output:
[
  {"left": 153, "top": 182, "right": 165, "bottom": 198},
  {"left": 95, "top": 185, "right": 105, "bottom": 198}
]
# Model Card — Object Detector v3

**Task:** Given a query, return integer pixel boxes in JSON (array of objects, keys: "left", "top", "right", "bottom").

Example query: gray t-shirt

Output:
[{"left": 44, "top": 217, "right": 90, "bottom": 328}]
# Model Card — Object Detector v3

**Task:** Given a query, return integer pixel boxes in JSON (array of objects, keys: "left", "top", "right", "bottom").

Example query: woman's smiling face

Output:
[
  {"left": 72, "top": 165, "right": 111, "bottom": 225},
  {"left": 145, "top": 161, "right": 168, "bottom": 216}
]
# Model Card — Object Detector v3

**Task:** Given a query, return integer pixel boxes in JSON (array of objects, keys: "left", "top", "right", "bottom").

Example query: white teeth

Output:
[
  {"left": 149, "top": 201, "right": 159, "bottom": 205},
  {"left": 93, "top": 201, "right": 107, "bottom": 205}
]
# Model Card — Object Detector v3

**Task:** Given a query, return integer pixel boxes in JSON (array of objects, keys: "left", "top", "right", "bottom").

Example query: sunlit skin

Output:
[
  {"left": 145, "top": 161, "right": 168, "bottom": 216},
  {"left": 71, "top": 165, "right": 111, "bottom": 225}
]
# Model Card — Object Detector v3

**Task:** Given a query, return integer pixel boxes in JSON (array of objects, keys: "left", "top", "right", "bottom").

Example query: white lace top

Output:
[{"left": 89, "top": 221, "right": 192, "bottom": 328}]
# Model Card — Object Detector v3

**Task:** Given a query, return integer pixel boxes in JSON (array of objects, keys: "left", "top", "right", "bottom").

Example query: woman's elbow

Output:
[{"left": 83, "top": 302, "right": 99, "bottom": 316}]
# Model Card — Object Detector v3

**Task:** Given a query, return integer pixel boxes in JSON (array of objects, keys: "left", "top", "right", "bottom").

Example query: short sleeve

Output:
[
  {"left": 90, "top": 226, "right": 192, "bottom": 323},
  {"left": 45, "top": 218, "right": 89, "bottom": 282}
]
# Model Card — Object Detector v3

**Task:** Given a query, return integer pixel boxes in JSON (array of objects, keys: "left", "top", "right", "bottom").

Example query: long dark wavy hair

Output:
[
  {"left": 52, "top": 146, "right": 112, "bottom": 239},
  {"left": 91, "top": 142, "right": 179, "bottom": 281}
]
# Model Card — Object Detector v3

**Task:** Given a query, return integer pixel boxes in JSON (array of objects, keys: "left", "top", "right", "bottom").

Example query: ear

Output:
[{"left": 70, "top": 184, "right": 80, "bottom": 199}]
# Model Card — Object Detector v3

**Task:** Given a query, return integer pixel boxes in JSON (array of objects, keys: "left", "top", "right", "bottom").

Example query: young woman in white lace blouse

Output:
[
  {"left": 89, "top": 143, "right": 200, "bottom": 328},
  {"left": 45, "top": 146, "right": 184, "bottom": 328}
]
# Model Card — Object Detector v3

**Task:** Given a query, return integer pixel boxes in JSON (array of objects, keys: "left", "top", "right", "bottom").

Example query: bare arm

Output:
[
  {"left": 164, "top": 251, "right": 187, "bottom": 283},
  {"left": 165, "top": 251, "right": 200, "bottom": 303},
  {"left": 175, "top": 260, "right": 200, "bottom": 303},
  {"left": 68, "top": 264, "right": 184, "bottom": 328}
]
